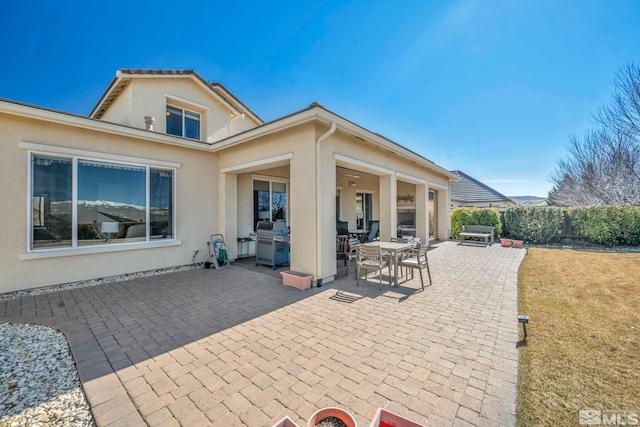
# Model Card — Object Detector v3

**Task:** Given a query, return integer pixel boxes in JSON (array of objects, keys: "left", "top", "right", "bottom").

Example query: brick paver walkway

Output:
[{"left": 1, "top": 241, "right": 525, "bottom": 426}]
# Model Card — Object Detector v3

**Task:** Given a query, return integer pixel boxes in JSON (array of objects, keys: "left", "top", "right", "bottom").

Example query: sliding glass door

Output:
[{"left": 355, "top": 192, "right": 373, "bottom": 230}]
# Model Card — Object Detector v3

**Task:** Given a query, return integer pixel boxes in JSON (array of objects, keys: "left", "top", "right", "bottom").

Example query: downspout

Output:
[{"left": 315, "top": 121, "right": 337, "bottom": 286}]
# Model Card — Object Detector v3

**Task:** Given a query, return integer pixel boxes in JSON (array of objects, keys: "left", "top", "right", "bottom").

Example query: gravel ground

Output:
[
  {"left": 0, "top": 323, "right": 95, "bottom": 427},
  {"left": 0, "top": 264, "right": 201, "bottom": 426}
]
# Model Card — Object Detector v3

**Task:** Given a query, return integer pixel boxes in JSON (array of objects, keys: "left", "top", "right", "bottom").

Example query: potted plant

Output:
[
  {"left": 307, "top": 407, "right": 357, "bottom": 427},
  {"left": 500, "top": 238, "right": 512, "bottom": 247},
  {"left": 368, "top": 408, "right": 425, "bottom": 427},
  {"left": 512, "top": 239, "right": 523, "bottom": 248},
  {"left": 272, "top": 415, "right": 300, "bottom": 427}
]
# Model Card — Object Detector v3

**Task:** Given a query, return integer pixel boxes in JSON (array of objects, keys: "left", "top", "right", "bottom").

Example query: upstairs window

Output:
[{"left": 166, "top": 105, "right": 200, "bottom": 139}]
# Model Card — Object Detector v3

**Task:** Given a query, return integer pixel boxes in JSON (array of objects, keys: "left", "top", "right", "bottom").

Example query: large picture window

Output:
[
  {"left": 31, "top": 154, "right": 174, "bottom": 250},
  {"left": 166, "top": 105, "right": 200, "bottom": 139}
]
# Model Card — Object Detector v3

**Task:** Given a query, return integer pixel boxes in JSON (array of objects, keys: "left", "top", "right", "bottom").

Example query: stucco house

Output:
[
  {"left": 0, "top": 69, "right": 456, "bottom": 294},
  {"left": 450, "top": 170, "right": 515, "bottom": 211}
]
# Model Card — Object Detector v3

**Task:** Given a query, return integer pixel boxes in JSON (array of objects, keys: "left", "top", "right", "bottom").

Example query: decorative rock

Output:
[{"left": 0, "top": 323, "right": 95, "bottom": 426}]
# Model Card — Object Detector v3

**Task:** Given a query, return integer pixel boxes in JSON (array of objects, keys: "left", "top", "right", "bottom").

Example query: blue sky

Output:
[{"left": 2, "top": 1, "right": 639, "bottom": 197}]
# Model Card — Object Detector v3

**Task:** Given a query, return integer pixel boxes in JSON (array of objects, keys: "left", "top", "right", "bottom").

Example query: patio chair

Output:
[
  {"left": 336, "top": 220, "right": 349, "bottom": 236},
  {"left": 336, "top": 235, "right": 349, "bottom": 266},
  {"left": 356, "top": 244, "right": 391, "bottom": 289},
  {"left": 399, "top": 246, "right": 432, "bottom": 290},
  {"left": 363, "top": 220, "right": 380, "bottom": 243},
  {"left": 344, "top": 237, "right": 361, "bottom": 277},
  {"left": 388, "top": 237, "right": 410, "bottom": 277}
]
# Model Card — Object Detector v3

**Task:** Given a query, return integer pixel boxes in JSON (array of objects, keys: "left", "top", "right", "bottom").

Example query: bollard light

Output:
[{"left": 518, "top": 315, "right": 529, "bottom": 342}]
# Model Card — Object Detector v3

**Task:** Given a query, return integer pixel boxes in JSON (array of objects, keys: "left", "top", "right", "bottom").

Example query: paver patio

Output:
[{"left": 0, "top": 240, "right": 525, "bottom": 427}]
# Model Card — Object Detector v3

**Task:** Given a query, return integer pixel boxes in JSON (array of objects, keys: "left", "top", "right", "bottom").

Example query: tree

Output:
[{"left": 549, "top": 63, "right": 640, "bottom": 206}]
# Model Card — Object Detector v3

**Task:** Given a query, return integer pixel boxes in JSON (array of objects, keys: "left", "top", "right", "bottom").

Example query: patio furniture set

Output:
[{"left": 338, "top": 232, "right": 432, "bottom": 290}]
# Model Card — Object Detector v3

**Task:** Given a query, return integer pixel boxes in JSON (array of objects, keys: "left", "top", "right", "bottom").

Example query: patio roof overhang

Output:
[{"left": 211, "top": 104, "right": 458, "bottom": 182}]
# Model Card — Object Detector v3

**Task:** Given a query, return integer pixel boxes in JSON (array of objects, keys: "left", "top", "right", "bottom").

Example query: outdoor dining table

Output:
[{"left": 360, "top": 241, "right": 412, "bottom": 286}]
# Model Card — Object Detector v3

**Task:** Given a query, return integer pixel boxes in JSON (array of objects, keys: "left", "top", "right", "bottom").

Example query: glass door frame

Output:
[
  {"left": 355, "top": 190, "right": 374, "bottom": 231},
  {"left": 252, "top": 176, "right": 290, "bottom": 230}
]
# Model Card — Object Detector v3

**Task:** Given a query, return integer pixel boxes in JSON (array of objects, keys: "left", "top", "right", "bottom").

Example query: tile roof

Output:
[
  {"left": 450, "top": 170, "right": 514, "bottom": 203},
  {"left": 118, "top": 69, "right": 196, "bottom": 75}
]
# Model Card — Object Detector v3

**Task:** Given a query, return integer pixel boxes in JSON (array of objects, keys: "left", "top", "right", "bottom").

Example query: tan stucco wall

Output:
[
  {"left": 1, "top": 101, "right": 453, "bottom": 293},
  {"left": 100, "top": 78, "right": 259, "bottom": 142},
  {"left": 218, "top": 123, "right": 319, "bottom": 278},
  {"left": 396, "top": 181, "right": 416, "bottom": 205},
  {"left": 100, "top": 82, "right": 133, "bottom": 127},
  {"left": 0, "top": 112, "right": 218, "bottom": 294},
  {"left": 230, "top": 113, "right": 259, "bottom": 135}
]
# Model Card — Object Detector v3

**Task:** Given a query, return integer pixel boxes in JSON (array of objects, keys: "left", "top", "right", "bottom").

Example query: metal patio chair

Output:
[
  {"left": 356, "top": 244, "right": 391, "bottom": 289},
  {"left": 344, "top": 237, "right": 361, "bottom": 277},
  {"left": 399, "top": 245, "right": 432, "bottom": 290}
]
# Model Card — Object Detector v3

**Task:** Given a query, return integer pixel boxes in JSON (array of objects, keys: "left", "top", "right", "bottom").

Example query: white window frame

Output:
[
  {"left": 166, "top": 104, "right": 201, "bottom": 139},
  {"left": 252, "top": 175, "right": 290, "bottom": 226},
  {"left": 21, "top": 142, "right": 181, "bottom": 260},
  {"left": 356, "top": 189, "right": 375, "bottom": 231}
]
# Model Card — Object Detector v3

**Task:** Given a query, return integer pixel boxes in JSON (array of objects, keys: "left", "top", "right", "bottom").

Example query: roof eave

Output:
[
  {"left": 314, "top": 108, "right": 458, "bottom": 181},
  {"left": 1, "top": 98, "right": 213, "bottom": 151},
  {"left": 89, "top": 74, "right": 122, "bottom": 118},
  {"left": 213, "top": 105, "right": 457, "bottom": 180},
  {"left": 208, "top": 82, "right": 263, "bottom": 124}
]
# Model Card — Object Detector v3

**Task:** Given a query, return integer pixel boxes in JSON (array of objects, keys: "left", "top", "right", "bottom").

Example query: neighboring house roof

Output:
[
  {"left": 510, "top": 196, "right": 549, "bottom": 206},
  {"left": 89, "top": 69, "right": 263, "bottom": 124},
  {"left": 450, "top": 170, "right": 514, "bottom": 204}
]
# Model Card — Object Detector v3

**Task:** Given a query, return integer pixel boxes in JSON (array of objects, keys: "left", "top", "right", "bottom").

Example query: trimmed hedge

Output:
[
  {"left": 570, "top": 205, "right": 640, "bottom": 247},
  {"left": 453, "top": 205, "right": 640, "bottom": 247},
  {"left": 451, "top": 207, "right": 502, "bottom": 239},
  {"left": 504, "top": 206, "right": 564, "bottom": 244}
]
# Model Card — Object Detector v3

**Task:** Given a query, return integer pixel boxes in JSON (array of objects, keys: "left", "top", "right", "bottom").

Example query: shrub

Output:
[
  {"left": 451, "top": 207, "right": 502, "bottom": 239},
  {"left": 504, "top": 206, "right": 564, "bottom": 244},
  {"left": 570, "top": 205, "right": 640, "bottom": 246}
]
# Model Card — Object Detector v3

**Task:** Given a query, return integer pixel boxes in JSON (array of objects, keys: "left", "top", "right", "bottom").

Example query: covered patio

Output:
[
  {"left": 1, "top": 241, "right": 525, "bottom": 426},
  {"left": 214, "top": 112, "right": 456, "bottom": 286}
]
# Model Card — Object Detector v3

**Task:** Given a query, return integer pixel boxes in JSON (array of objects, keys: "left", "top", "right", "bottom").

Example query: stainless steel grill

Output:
[{"left": 255, "top": 221, "right": 290, "bottom": 269}]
